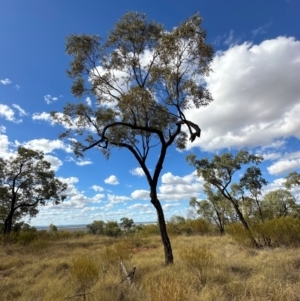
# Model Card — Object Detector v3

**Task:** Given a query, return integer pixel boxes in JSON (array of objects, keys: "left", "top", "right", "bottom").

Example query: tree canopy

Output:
[
  {"left": 52, "top": 12, "right": 214, "bottom": 264},
  {"left": 0, "top": 147, "right": 67, "bottom": 234},
  {"left": 187, "top": 150, "right": 267, "bottom": 246}
]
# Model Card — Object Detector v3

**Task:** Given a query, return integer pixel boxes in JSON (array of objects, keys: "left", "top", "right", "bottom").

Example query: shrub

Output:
[
  {"left": 226, "top": 223, "right": 255, "bottom": 247},
  {"left": 253, "top": 217, "right": 300, "bottom": 247},
  {"left": 17, "top": 230, "right": 38, "bottom": 245}
]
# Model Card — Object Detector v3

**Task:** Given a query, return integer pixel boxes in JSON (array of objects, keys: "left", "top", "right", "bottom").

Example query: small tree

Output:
[
  {"left": 87, "top": 220, "right": 105, "bottom": 234},
  {"left": 0, "top": 147, "right": 67, "bottom": 235},
  {"left": 49, "top": 223, "right": 58, "bottom": 235},
  {"left": 120, "top": 217, "right": 134, "bottom": 233},
  {"left": 261, "top": 189, "right": 300, "bottom": 219},
  {"left": 104, "top": 220, "right": 121, "bottom": 237},
  {"left": 190, "top": 184, "right": 236, "bottom": 235},
  {"left": 52, "top": 12, "right": 214, "bottom": 264},
  {"left": 187, "top": 150, "right": 267, "bottom": 247}
]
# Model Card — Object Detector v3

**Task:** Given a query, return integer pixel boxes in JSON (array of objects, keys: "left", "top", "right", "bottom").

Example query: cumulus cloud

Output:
[
  {"left": 184, "top": 37, "right": 300, "bottom": 152},
  {"left": 0, "top": 78, "right": 12, "bottom": 85},
  {"left": 131, "top": 171, "right": 204, "bottom": 202},
  {"left": 107, "top": 194, "right": 131, "bottom": 203},
  {"left": 0, "top": 132, "right": 14, "bottom": 159},
  {"left": 130, "top": 167, "right": 145, "bottom": 177},
  {"left": 90, "top": 185, "right": 104, "bottom": 192},
  {"left": 0, "top": 104, "right": 22, "bottom": 123},
  {"left": 16, "top": 138, "right": 73, "bottom": 154},
  {"left": 104, "top": 175, "right": 119, "bottom": 185},
  {"left": 44, "top": 155, "right": 63, "bottom": 172},
  {"left": 44, "top": 94, "right": 58, "bottom": 104},
  {"left": 131, "top": 189, "right": 149, "bottom": 200},
  {"left": 267, "top": 151, "right": 300, "bottom": 175}
]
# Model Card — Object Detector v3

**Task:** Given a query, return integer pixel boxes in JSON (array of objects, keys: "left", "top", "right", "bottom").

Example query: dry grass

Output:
[{"left": 1, "top": 234, "right": 300, "bottom": 301}]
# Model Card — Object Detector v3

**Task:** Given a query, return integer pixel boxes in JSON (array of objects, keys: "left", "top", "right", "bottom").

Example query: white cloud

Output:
[
  {"left": 12, "top": 104, "right": 28, "bottom": 116},
  {"left": 76, "top": 159, "right": 93, "bottom": 166},
  {"left": 259, "top": 152, "right": 281, "bottom": 161},
  {"left": 44, "top": 94, "right": 58, "bottom": 104},
  {"left": 0, "top": 126, "right": 6, "bottom": 134},
  {"left": 0, "top": 104, "right": 22, "bottom": 123},
  {"left": 44, "top": 155, "right": 63, "bottom": 172},
  {"left": 128, "top": 203, "right": 153, "bottom": 212},
  {"left": 0, "top": 132, "right": 14, "bottom": 159},
  {"left": 0, "top": 78, "right": 12, "bottom": 85},
  {"left": 32, "top": 112, "right": 55, "bottom": 124},
  {"left": 104, "top": 175, "right": 119, "bottom": 185},
  {"left": 107, "top": 194, "right": 131, "bottom": 203},
  {"left": 131, "top": 189, "right": 149, "bottom": 200},
  {"left": 185, "top": 36, "right": 300, "bottom": 152},
  {"left": 65, "top": 156, "right": 92, "bottom": 166},
  {"left": 85, "top": 97, "right": 92, "bottom": 106},
  {"left": 17, "top": 138, "right": 73, "bottom": 154},
  {"left": 14, "top": 85, "right": 20, "bottom": 90},
  {"left": 131, "top": 172, "right": 204, "bottom": 202},
  {"left": 130, "top": 167, "right": 145, "bottom": 177},
  {"left": 90, "top": 185, "right": 104, "bottom": 192},
  {"left": 268, "top": 159, "right": 300, "bottom": 175}
]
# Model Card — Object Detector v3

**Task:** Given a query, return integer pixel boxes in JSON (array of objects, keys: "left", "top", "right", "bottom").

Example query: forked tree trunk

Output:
[{"left": 150, "top": 196, "right": 173, "bottom": 265}]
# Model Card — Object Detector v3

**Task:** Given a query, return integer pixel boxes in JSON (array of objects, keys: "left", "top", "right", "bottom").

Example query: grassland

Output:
[{"left": 1, "top": 233, "right": 300, "bottom": 301}]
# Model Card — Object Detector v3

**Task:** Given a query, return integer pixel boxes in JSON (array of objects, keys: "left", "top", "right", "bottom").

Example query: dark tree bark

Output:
[{"left": 150, "top": 190, "right": 173, "bottom": 264}]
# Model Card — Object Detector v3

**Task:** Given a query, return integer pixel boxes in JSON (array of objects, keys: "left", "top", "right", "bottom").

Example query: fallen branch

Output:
[{"left": 120, "top": 261, "right": 136, "bottom": 285}]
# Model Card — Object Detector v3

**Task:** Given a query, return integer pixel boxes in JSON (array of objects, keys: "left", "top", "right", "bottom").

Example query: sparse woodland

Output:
[
  {"left": 1, "top": 11, "right": 300, "bottom": 301},
  {"left": 1, "top": 225, "right": 300, "bottom": 301}
]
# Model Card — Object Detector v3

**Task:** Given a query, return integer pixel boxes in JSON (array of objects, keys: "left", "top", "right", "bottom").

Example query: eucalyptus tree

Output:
[
  {"left": 0, "top": 147, "right": 67, "bottom": 235},
  {"left": 187, "top": 150, "right": 266, "bottom": 247},
  {"left": 284, "top": 171, "right": 300, "bottom": 189},
  {"left": 261, "top": 189, "right": 300, "bottom": 219},
  {"left": 190, "top": 184, "right": 236, "bottom": 235},
  {"left": 51, "top": 12, "right": 214, "bottom": 264}
]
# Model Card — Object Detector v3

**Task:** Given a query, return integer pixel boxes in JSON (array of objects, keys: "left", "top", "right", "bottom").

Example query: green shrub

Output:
[
  {"left": 17, "top": 230, "right": 38, "bottom": 245},
  {"left": 253, "top": 217, "right": 300, "bottom": 247},
  {"left": 226, "top": 223, "right": 255, "bottom": 247}
]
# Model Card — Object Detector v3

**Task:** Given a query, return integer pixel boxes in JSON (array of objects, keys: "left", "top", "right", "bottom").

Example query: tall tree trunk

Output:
[
  {"left": 150, "top": 196, "right": 173, "bottom": 265},
  {"left": 231, "top": 201, "right": 259, "bottom": 247},
  {"left": 4, "top": 211, "right": 13, "bottom": 235}
]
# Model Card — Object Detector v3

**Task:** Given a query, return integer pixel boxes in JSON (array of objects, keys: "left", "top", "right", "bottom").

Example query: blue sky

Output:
[{"left": 1, "top": 0, "right": 300, "bottom": 226}]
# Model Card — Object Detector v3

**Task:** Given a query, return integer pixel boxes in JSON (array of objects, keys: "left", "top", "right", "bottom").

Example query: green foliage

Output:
[
  {"left": 253, "top": 217, "right": 300, "bottom": 247},
  {"left": 284, "top": 171, "right": 300, "bottom": 190},
  {"left": 0, "top": 147, "right": 67, "bottom": 235},
  {"left": 103, "top": 220, "right": 121, "bottom": 237},
  {"left": 261, "top": 189, "right": 300, "bottom": 219},
  {"left": 139, "top": 224, "right": 160, "bottom": 237},
  {"left": 17, "top": 230, "right": 38, "bottom": 245},
  {"left": 226, "top": 223, "right": 255, "bottom": 247},
  {"left": 187, "top": 151, "right": 268, "bottom": 247},
  {"left": 55, "top": 11, "right": 214, "bottom": 265},
  {"left": 87, "top": 220, "right": 105, "bottom": 235},
  {"left": 49, "top": 223, "right": 58, "bottom": 235},
  {"left": 120, "top": 217, "right": 134, "bottom": 232}
]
